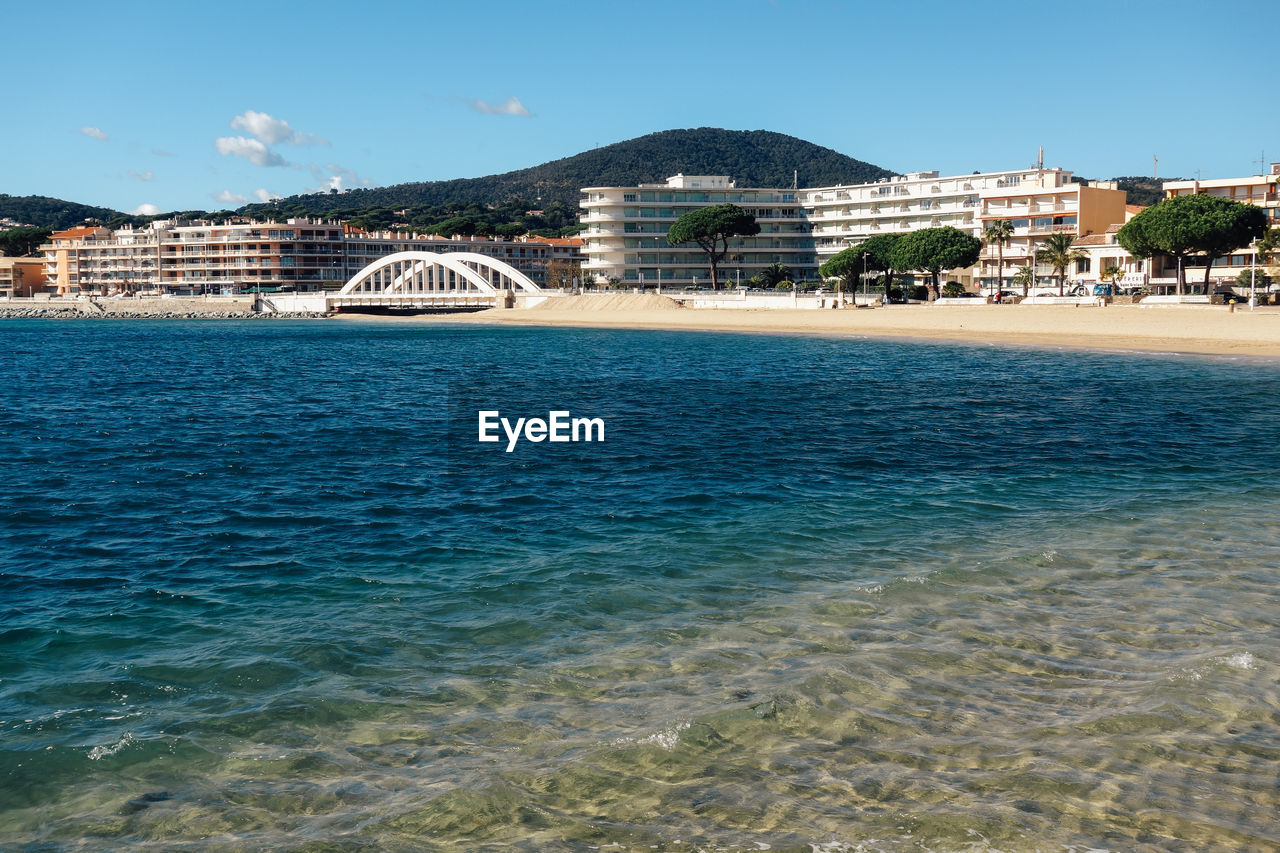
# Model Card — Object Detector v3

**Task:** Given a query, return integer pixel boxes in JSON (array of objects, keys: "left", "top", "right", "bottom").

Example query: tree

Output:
[
  {"left": 432, "top": 216, "right": 476, "bottom": 237},
  {"left": 823, "top": 234, "right": 903, "bottom": 299},
  {"left": 982, "top": 219, "right": 1015, "bottom": 296},
  {"left": 756, "top": 262, "right": 792, "bottom": 289},
  {"left": 1255, "top": 226, "right": 1280, "bottom": 266},
  {"left": 892, "top": 227, "right": 982, "bottom": 298},
  {"left": 1037, "top": 233, "right": 1087, "bottom": 296},
  {"left": 0, "top": 227, "right": 52, "bottom": 257},
  {"left": 1235, "top": 267, "right": 1273, "bottom": 292},
  {"left": 818, "top": 246, "right": 861, "bottom": 295},
  {"left": 1103, "top": 264, "right": 1125, "bottom": 293},
  {"left": 1012, "top": 265, "right": 1035, "bottom": 292},
  {"left": 1119, "top": 193, "right": 1267, "bottom": 295},
  {"left": 666, "top": 203, "right": 759, "bottom": 290},
  {"left": 545, "top": 257, "right": 583, "bottom": 290},
  {"left": 1191, "top": 197, "right": 1268, "bottom": 290}
]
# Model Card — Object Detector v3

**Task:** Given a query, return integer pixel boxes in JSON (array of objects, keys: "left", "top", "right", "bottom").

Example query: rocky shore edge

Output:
[{"left": 0, "top": 306, "right": 328, "bottom": 320}]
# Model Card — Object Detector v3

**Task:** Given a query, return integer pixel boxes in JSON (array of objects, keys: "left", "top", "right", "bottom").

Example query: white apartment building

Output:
[
  {"left": 579, "top": 174, "right": 816, "bottom": 287},
  {"left": 583, "top": 168, "right": 1125, "bottom": 291},
  {"left": 1158, "top": 166, "right": 1280, "bottom": 292},
  {"left": 803, "top": 166, "right": 1123, "bottom": 290}
]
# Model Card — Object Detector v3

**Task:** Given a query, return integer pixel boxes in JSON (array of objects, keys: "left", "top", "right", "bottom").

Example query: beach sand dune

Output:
[{"left": 529, "top": 293, "right": 682, "bottom": 311}]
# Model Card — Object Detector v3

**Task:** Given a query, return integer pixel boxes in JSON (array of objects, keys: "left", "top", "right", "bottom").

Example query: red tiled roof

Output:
[{"left": 49, "top": 226, "right": 100, "bottom": 239}]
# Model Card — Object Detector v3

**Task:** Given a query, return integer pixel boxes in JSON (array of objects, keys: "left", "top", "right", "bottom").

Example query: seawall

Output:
[{"left": 0, "top": 296, "right": 326, "bottom": 319}]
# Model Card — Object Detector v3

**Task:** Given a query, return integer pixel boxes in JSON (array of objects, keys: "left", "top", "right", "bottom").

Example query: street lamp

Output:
[
  {"left": 861, "top": 251, "right": 868, "bottom": 304},
  {"left": 1250, "top": 238, "right": 1258, "bottom": 310}
]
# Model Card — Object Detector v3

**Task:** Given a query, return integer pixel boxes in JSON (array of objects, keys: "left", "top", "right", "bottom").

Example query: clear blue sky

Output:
[{"left": 5, "top": 0, "right": 1274, "bottom": 214}]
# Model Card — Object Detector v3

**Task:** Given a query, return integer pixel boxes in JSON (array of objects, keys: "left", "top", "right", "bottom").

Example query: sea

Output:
[{"left": 2, "top": 318, "right": 1278, "bottom": 852}]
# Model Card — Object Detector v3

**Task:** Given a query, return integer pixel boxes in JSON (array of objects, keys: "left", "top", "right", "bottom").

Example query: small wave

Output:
[
  {"left": 87, "top": 732, "right": 135, "bottom": 760},
  {"left": 1223, "top": 650, "right": 1257, "bottom": 670},
  {"left": 612, "top": 720, "right": 691, "bottom": 751}
]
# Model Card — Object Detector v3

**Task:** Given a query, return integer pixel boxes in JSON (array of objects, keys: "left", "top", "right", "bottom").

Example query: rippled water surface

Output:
[{"left": 2, "top": 318, "right": 1279, "bottom": 851}]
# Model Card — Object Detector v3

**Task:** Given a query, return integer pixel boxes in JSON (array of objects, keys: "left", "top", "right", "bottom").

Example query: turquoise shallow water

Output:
[{"left": 1, "top": 319, "right": 1279, "bottom": 851}]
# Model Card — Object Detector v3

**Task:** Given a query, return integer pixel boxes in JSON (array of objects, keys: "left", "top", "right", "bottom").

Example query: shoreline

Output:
[
  {"left": 8, "top": 299, "right": 1280, "bottom": 359},
  {"left": 401, "top": 303, "right": 1280, "bottom": 359}
]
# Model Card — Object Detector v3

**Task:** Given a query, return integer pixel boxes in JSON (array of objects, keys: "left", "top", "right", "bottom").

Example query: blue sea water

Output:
[{"left": 1, "top": 318, "right": 1279, "bottom": 852}]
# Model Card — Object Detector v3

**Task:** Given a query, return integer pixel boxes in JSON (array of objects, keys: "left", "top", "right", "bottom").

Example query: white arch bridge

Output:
[{"left": 329, "top": 251, "right": 544, "bottom": 312}]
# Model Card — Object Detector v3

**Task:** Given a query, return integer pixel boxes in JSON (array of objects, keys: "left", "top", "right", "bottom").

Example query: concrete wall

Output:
[
  {"left": 258, "top": 293, "right": 329, "bottom": 313},
  {"left": 97, "top": 296, "right": 257, "bottom": 314},
  {"left": 666, "top": 291, "right": 881, "bottom": 310},
  {"left": 0, "top": 296, "right": 258, "bottom": 314}
]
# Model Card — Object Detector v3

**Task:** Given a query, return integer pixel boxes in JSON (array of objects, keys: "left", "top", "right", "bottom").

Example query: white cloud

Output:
[
  {"left": 230, "top": 110, "right": 326, "bottom": 146},
  {"left": 472, "top": 96, "right": 531, "bottom": 117},
  {"left": 151, "top": 148, "right": 173, "bottom": 157},
  {"left": 325, "top": 162, "right": 372, "bottom": 187},
  {"left": 253, "top": 188, "right": 281, "bottom": 202},
  {"left": 80, "top": 126, "right": 108, "bottom": 140},
  {"left": 128, "top": 170, "right": 155, "bottom": 182},
  {"left": 215, "top": 136, "right": 288, "bottom": 167},
  {"left": 214, "top": 189, "right": 249, "bottom": 205},
  {"left": 131, "top": 203, "right": 161, "bottom": 216}
]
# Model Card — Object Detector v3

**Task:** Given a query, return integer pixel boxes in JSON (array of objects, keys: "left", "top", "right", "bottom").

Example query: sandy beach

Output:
[{"left": 413, "top": 296, "right": 1280, "bottom": 358}]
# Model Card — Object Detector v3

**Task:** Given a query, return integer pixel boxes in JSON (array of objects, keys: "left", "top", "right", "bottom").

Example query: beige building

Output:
[
  {"left": 0, "top": 257, "right": 49, "bottom": 297},
  {"left": 977, "top": 174, "right": 1126, "bottom": 293}
]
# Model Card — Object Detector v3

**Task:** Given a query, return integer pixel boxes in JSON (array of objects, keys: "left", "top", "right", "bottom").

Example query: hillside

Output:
[
  {"left": 1112, "top": 176, "right": 1181, "bottom": 208},
  {"left": 236, "top": 128, "right": 898, "bottom": 220},
  {"left": 0, "top": 194, "right": 122, "bottom": 230}
]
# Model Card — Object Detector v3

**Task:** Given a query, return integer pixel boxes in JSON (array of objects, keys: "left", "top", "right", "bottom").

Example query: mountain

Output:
[
  {"left": 0, "top": 194, "right": 122, "bottom": 230},
  {"left": 236, "top": 128, "right": 898, "bottom": 218}
]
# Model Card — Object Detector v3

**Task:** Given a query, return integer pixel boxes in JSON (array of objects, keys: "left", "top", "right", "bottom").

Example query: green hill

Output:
[
  {"left": 0, "top": 194, "right": 122, "bottom": 230},
  {"left": 237, "top": 128, "right": 898, "bottom": 221}
]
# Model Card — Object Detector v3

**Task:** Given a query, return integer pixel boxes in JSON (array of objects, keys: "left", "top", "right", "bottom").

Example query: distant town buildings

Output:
[
  {"left": 11, "top": 160, "right": 1280, "bottom": 299},
  {"left": 37, "top": 220, "right": 584, "bottom": 296}
]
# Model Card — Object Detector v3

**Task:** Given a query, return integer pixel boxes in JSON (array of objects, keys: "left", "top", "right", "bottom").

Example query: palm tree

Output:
[
  {"left": 1012, "top": 265, "right": 1035, "bottom": 294},
  {"left": 1103, "top": 264, "right": 1125, "bottom": 295},
  {"left": 982, "top": 219, "right": 1015, "bottom": 298},
  {"left": 1038, "top": 233, "right": 1088, "bottom": 296},
  {"left": 757, "top": 262, "right": 793, "bottom": 289}
]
